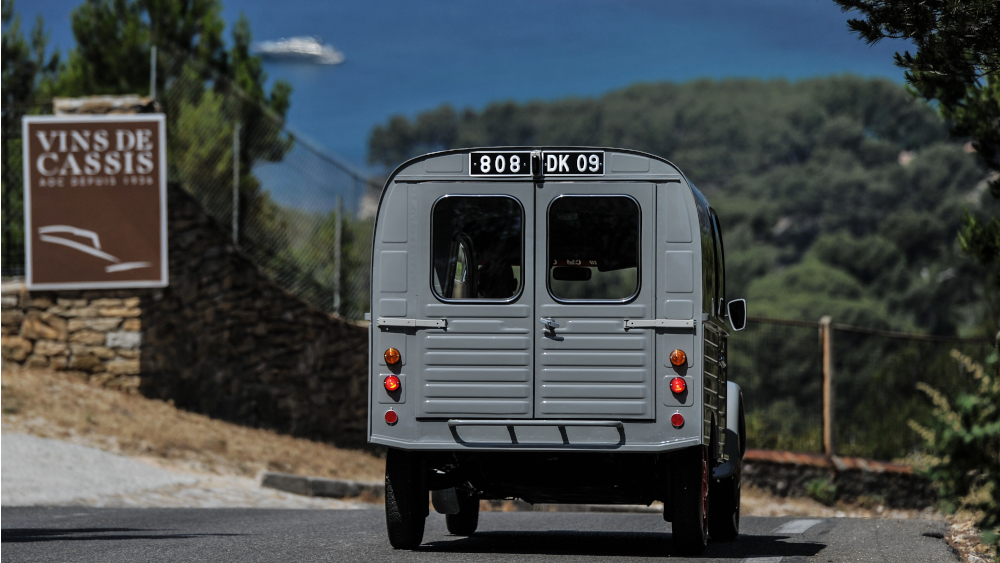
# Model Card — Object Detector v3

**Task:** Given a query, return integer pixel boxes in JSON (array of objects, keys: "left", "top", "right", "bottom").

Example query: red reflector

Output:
[
  {"left": 671, "top": 413, "right": 684, "bottom": 428},
  {"left": 385, "top": 410, "right": 398, "bottom": 425},
  {"left": 384, "top": 375, "right": 401, "bottom": 392},
  {"left": 670, "top": 377, "right": 687, "bottom": 394}
]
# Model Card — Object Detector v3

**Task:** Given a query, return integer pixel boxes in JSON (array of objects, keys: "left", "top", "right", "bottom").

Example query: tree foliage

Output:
[
  {"left": 833, "top": 0, "right": 1000, "bottom": 199},
  {"left": 1, "top": 0, "right": 60, "bottom": 112},
  {"left": 368, "top": 76, "right": 995, "bottom": 337}
]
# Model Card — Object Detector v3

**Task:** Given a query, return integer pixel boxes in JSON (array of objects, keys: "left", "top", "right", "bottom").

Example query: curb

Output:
[{"left": 260, "top": 472, "right": 384, "bottom": 499}]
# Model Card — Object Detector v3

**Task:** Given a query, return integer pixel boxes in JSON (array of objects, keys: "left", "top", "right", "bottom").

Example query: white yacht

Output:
[{"left": 252, "top": 36, "right": 345, "bottom": 65}]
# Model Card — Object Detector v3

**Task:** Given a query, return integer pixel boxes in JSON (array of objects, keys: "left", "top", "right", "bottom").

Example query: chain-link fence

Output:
[
  {"left": 0, "top": 50, "right": 379, "bottom": 320},
  {"left": 730, "top": 316, "right": 993, "bottom": 461},
  {"left": 1, "top": 106, "right": 28, "bottom": 278}
]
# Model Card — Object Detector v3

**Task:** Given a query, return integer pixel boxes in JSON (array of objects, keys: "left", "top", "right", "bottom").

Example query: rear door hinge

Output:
[
  {"left": 623, "top": 319, "right": 695, "bottom": 331},
  {"left": 376, "top": 317, "right": 447, "bottom": 329}
]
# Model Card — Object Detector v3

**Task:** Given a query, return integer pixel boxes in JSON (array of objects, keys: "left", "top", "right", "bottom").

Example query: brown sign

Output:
[{"left": 23, "top": 115, "right": 167, "bottom": 289}]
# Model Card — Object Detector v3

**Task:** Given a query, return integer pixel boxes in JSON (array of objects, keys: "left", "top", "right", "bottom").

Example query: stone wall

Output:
[
  {"left": 1, "top": 183, "right": 370, "bottom": 447},
  {"left": 1, "top": 291, "right": 144, "bottom": 389}
]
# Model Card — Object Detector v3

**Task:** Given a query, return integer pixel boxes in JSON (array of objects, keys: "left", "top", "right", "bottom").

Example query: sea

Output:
[{"left": 18, "top": 0, "right": 908, "bottom": 173}]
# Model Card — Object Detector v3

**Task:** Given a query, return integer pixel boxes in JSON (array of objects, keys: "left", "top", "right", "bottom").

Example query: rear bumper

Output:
[{"left": 370, "top": 418, "right": 702, "bottom": 452}]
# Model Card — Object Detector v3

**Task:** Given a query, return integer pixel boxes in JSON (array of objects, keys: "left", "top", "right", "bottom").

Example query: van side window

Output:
[
  {"left": 431, "top": 196, "right": 523, "bottom": 301},
  {"left": 548, "top": 196, "right": 639, "bottom": 301},
  {"left": 701, "top": 211, "right": 717, "bottom": 315},
  {"left": 710, "top": 209, "right": 726, "bottom": 314}
]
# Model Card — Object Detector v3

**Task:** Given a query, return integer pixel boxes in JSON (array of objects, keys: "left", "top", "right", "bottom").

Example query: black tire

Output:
[
  {"left": 385, "top": 448, "right": 427, "bottom": 550},
  {"left": 710, "top": 403, "right": 743, "bottom": 541},
  {"left": 670, "top": 445, "right": 710, "bottom": 555},
  {"left": 445, "top": 489, "right": 480, "bottom": 536}
]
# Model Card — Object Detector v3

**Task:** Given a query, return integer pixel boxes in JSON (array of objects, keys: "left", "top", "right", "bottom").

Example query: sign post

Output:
[{"left": 22, "top": 114, "right": 168, "bottom": 289}]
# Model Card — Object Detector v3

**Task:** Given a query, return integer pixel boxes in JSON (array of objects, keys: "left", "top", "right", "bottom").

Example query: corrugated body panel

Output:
[
  {"left": 535, "top": 328, "right": 653, "bottom": 419},
  {"left": 418, "top": 330, "right": 533, "bottom": 418}
]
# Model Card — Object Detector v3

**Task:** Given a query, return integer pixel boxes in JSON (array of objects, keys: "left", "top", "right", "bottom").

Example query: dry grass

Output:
[{"left": 1, "top": 362, "right": 385, "bottom": 482}]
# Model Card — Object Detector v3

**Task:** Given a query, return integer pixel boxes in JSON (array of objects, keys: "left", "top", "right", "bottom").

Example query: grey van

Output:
[{"left": 368, "top": 147, "right": 747, "bottom": 555}]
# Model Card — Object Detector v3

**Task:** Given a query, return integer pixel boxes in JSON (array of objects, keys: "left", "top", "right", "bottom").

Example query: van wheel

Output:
[
  {"left": 710, "top": 404, "right": 743, "bottom": 541},
  {"left": 385, "top": 448, "right": 427, "bottom": 549},
  {"left": 670, "top": 445, "right": 709, "bottom": 555},
  {"left": 445, "top": 489, "right": 480, "bottom": 536}
]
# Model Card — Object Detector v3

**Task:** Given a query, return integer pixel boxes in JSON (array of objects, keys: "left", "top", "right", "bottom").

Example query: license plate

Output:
[
  {"left": 469, "top": 151, "right": 531, "bottom": 176},
  {"left": 542, "top": 150, "right": 604, "bottom": 176}
]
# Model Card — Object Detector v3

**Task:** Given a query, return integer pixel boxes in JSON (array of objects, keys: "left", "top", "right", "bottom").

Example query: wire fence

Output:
[
  {"left": 730, "top": 316, "right": 994, "bottom": 461},
  {"left": 0, "top": 50, "right": 379, "bottom": 321}
]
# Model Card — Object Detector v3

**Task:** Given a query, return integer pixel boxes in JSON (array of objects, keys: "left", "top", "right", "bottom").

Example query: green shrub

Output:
[
  {"left": 806, "top": 478, "right": 837, "bottom": 506},
  {"left": 909, "top": 349, "right": 1000, "bottom": 558}
]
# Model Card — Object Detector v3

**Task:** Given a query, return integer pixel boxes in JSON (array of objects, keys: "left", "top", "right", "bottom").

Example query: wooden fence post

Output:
[{"left": 820, "top": 315, "right": 835, "bottom": 457}]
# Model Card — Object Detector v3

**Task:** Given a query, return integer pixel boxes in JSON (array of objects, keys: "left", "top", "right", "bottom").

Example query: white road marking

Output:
[
  {"left": 741, "top": 558, "right": 782, "bottom": 563},
  {"left": 772, "top": 519, "right": 823, "bottom": 534}
]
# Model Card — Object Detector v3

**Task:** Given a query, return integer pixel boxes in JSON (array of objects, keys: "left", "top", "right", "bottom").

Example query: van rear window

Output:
[
  {"left": 548, "top": 196, "right": 639, "bottom": 301},
  {"left": 431, "top": 195, "right": 523, "bottom": 301}
]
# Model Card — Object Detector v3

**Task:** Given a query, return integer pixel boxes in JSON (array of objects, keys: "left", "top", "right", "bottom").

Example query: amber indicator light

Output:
[
  {"left": 669, "top": 349, "right": 687, "bottom": 367},
  {"left": 385, "top": 410, "right": 399, "bottom": 425},
  {"left": 670, "top": 377, "right": 687, "bottom": 394},
  {"left": 384, "top": 347, "right": 401, "bottom": 365},
  {"left": 670, "top": 412, "right": 685, "bottom": 428},
  {"left": 384, "top": 375, "right": 401, "bottom": 392}
]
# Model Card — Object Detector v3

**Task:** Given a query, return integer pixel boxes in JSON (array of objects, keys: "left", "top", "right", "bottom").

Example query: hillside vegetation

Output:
[{"left": 369, "top": 76, "right": 997, "bottom": 338}]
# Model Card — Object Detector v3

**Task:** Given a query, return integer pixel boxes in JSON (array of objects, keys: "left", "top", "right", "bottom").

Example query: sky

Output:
[{"left": 13, "top": 0, "right": 911, "bottom": 170}]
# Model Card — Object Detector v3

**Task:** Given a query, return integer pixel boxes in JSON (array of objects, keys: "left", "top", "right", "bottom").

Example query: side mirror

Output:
[{"left": 727, "top": 299, "right": 747, "bottom": 332}]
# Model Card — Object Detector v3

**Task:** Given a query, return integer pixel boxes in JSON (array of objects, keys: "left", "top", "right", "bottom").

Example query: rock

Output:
[
  {"left": 89, "top": 298, "right": 123, "bottom": 307},
  {"left": 106, "top": 331, "right": 142, "bottom": 349},
  {"left": 99, "top": 307, "right": 141, "bottom": 318},
  {"left": 68, "top": 354, "right": 106, "bottom": 373},
  {"left": 70, "top": 329, "right": 107, "bottom": 345},
  {"left": 25, "top": 354, "right": 50, "bottom": 368},
  {"left": 51, "top": 356, "right": 68, "bottom": 369},
  {"left": 58, "top": 307, "right": 99, "bottom": 318},
  {"left": 21, "top": 312, "right": 68, "bottom": 340},
  {"left": 1, "top": 310, "right": 24, "bottom": 327},
  {"left": 23, "top": 297, "right": 53, "bottom": 309},
  {"left": 117, "top": 349, "right": 140, "bottom": 359},
  {"left": 106, "top": 357, "right": 140, "bottom": 375},
  {"left": 34, "top": 340, "right": 68, "bottom": 356},
  {"left": 68, "top": 317, "right": 122, "bottom": 332},
  {"left": 1, "top": 295, "right": 18, "bottom": 307},
  {"left": 70, "top": 343, "right": 116, "bottom": 359},
  {"left": 57, "top": 298, "right": 88, "bottom": 308},
  {"left": 1, "top": 336, "right": 33, "bottom": 361},
  {"left": 124, "top": 297, "right": 141, "bottom": 308},
  {"left": 122, "top": 319, "right": 141, "bottom": 331}
]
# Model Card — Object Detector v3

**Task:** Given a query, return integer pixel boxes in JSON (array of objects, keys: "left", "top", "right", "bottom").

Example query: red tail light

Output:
[
  {"left": 385, "top": 410, "right": 398, "bottom": 425},
  {"left": 671, "top": 413, "right": 684, "bottom": 428},
  {"left": 670, "top": 377, "right": 687, "bottom": 394},
  {"left": 384, "top": 375, "right": 401, "bottom": 392}
]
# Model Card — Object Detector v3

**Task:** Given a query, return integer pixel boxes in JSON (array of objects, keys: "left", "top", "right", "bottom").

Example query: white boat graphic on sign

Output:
[{"left": 38, "top": 225, "right": 151, "bottom": 273}]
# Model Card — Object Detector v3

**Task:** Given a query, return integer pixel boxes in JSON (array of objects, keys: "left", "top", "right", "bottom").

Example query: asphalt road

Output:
[{"left": 1, "top": 507, "right": 957, "bottom": 562}]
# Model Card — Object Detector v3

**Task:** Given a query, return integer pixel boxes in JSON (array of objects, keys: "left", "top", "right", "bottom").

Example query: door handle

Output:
[{"left": 539, "top": 317, "right": 560, "bottom": 331}]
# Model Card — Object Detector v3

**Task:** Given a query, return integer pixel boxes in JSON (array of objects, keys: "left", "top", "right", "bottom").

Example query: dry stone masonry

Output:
[
  {"left": 2, "top": 291, "right": 144, "bottom": 389},
  {"left": 2, "top": 183, "right": 370, "bottom": 447}
]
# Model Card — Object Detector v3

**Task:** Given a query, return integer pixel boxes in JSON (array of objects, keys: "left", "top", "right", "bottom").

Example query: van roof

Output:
[{"left": 382, "top": 147, "right": 687, "bottom": 188}]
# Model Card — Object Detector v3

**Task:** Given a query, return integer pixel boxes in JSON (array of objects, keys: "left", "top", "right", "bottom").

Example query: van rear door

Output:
[
  {"left": 533, "top": 182, "right": 656, "bottom": 419},
  {"left": 412, "top": 182, "right": 536, "bottom": 419}
]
